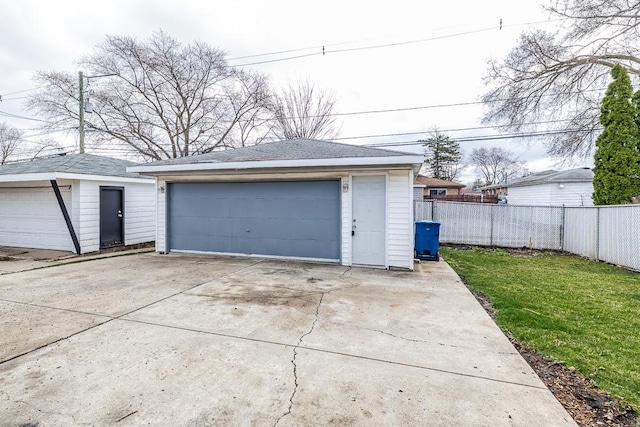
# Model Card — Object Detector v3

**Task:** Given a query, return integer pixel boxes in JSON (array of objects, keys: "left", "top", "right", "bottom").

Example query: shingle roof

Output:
[
  {"left": 507, "top": 168, "right": 593, "bottom": 188},
  {"left": 414, "top": 175, "right": 465, "bottom": 188},
  {"left": 0, "top": 153, "right": 150, "bottom": 179},
  {"left": 146, "top": 139, "right": 416, "bottom": 166}
]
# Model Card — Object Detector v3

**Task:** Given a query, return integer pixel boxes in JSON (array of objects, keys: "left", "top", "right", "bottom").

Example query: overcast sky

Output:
[{"left": 0, "top": 0, "right": 582, "bottom": 184}]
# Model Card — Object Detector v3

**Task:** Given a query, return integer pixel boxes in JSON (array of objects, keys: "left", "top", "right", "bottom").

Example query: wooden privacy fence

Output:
[
  {"left": 414, "top": 200, "right": 640, "bottom": 271},
  {"left": 424, "top": 194, "right": 498, "bottom": 204}
]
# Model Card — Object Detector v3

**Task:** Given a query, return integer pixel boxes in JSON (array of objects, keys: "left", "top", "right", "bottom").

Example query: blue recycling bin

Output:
[{"left": 415, "top": 221, "right": 441, "bottom": 261}]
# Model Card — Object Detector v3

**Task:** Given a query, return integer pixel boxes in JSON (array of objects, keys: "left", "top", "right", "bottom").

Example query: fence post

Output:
[
  {"left": 490, "top": 204, "right": 494, "bottom": 246},
  {"left": 560, "top": 206, "right": 565, "bottom": 251},
  {"left": 432, "top": 199, "right": 438, "bottom": 222},
  {"left": 595, "top": 207, "right": 600, "bottom": 261}
]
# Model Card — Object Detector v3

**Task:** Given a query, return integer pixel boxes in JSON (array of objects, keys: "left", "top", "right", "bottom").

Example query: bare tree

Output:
[
  {"left": 0, "top": 122, "right": 22, "bottom": 164},
  {"left": 270, "top": 79, "right": 339, "bottom": 140},
  {"left": 27, "top": 138, "right": 65, "bottom": 161},
  {"left": 468, "top": 147, "right": 523, "bottom": 185},
  {"left": 28, "top": 31, "right": 272, "bottom": 160},
  {"left": 482, "top": 0, "right": 640, "bottom": 158}
]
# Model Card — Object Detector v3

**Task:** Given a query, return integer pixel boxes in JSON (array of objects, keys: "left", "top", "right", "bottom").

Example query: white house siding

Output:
[
  {"left": 340, "top": 176, "right": 351, "bottom": 266},
  {"left": 123, "top": 182, "right": 156, "bottom": 245},
  {"left": 156, "top": 180, "right": 167, "bottom": 253},
  {"left": 508, "top": 182, "right": 594, "bottom": 206},
  {"left": 387, "top": 170, "right": 413, "bottom": 269},
  {"left": 0, "top": 184, "right": 74, "bottom": 251},
  {"left": 76, "top": 179, "right": 156, "bottom": 253}
]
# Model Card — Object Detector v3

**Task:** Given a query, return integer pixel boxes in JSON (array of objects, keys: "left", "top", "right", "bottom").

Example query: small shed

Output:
[
  {"left": 129, "top": 139, "right": 423, "bottom": 270},
  {"left": 506, "top": 168, "right": 594, "bottom": 206},
  {"left": 0, "top": 154, "right": 156, "bottom": 253}
]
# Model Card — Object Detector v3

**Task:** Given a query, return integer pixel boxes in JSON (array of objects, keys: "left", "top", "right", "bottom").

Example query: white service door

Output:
[
  {"left": 352, "top": 175, "right": 386, "bottom": 266},
  {"left": 0, "top": 187, "right": 74, "bottom": 251}
]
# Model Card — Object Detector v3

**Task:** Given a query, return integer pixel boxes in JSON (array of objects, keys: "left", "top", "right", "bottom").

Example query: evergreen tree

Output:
[
  {"left": 420, "top": 131, "right": 462, "bottom": 181},
  {"left": 593, "top": 65, "right": 640, "bottom": 205}
]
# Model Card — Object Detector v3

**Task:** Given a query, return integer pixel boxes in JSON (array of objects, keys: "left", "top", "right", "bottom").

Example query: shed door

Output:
[
  {"left": 100, "top": 187, "right": 124, "bottom": 248},
  {"left": 167, "top": 181, "right": 341, "bottom": 261},
  {"left": 0, "top": 187, "right": 73, "bottom": 251},
  {"left": 352, "top": 176, "right": 386, "bottom": 266}
]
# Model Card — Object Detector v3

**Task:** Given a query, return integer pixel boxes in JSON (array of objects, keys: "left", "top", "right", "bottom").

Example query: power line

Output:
[
  {"left": 227, "top": 20, "right": 504, "bottom": 62},
  {"left": 54, "top": 127, "right": 600, "bottom": 156},
  {"left": 0, "top": 86, "right": 42, "bottom": 98},
  {"left": 233, "top": 18, "right": 561, "bottom": 67},
  {"left": 330, "top": 119, "right": 579, "bottom": 141},
  {"left": 228, "top": 38, "right": 373, "bottom": 61},
  {"left": 278, "top": 88, "right": 604, "bottom": 120},
  {"left": 0, "top": 95, "right": 29, "bottom": 101},
  {"left": 364, "top": 128, "right": 601, "bottom": 148},
  {"left": 22, "top": 127, "right": 76, "bottom": 139},
  {"left": 0, "top": 110, "right": 50, "bottom": 123}
]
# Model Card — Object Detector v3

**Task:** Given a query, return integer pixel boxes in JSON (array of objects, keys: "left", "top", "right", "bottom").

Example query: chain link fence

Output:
[{"left": 414, "top": 200, "right": 640, "bottom": 271}]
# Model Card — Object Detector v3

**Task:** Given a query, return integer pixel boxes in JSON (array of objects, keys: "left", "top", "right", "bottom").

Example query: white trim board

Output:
[
  {"left": 129, "top": 156, "right": 424, "bottom": 173},
  {"left": 0, "top": 172, "right": 154, "bottom": 184}
]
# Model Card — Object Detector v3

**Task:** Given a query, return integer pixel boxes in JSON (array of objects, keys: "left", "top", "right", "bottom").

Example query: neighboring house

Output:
[
  {"left": 480, "top": 183, "right": 508, "bottom": 196},
  {"left": 0, "top": 153, "right": 156, "bottom": 253},
  {"left": 129, "top": 139, "right": 423, "bottom": 270},
  {"left": 414, "top": 175, "right": 465, "bottom": 198},
  {"left": 506, "top": 168, "right": 594, "bottom": 206}
]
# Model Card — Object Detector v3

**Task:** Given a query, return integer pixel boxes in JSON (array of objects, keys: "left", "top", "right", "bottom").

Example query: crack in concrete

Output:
[
  {"left": 367, "top": 327, "right": 429, "bottom": 343},
  {"left": 274, "top": 292, "right": 325, "bottom": 427},
  {"left": 274, "top": 274, "right": 356, "bottom": 426}
]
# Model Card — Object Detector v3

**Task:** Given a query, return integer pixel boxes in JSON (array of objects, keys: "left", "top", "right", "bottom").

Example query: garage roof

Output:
[
  {"left": 129, "top": 139, "right": 423, "bottom": 173},
  {"left": 0, "top": 153, "right": 152, "bottom": 182},
  {"left": 507, "top": 168, "right": 593, "bottom": 188}
]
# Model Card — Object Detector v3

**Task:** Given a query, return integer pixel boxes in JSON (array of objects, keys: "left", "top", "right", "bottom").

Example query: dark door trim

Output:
[
  {"left": 100, "top": 186, "right": 124, "bottom": 249},
  {"left": 50, "top": 180, "right": 81, "bottom": 254}
]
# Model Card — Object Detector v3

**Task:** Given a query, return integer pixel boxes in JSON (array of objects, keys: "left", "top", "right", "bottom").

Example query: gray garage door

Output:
[{"left": 168, "top": 181, "right": 341, "bottom": 260}]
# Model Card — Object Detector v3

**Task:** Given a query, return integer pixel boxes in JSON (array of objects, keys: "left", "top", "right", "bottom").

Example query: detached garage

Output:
[
  {"left": 129, "top": 139, "right": 423, "bottom": 269},
  {"left": 0, "top": 153, "right": 156, "bottom": 254}
]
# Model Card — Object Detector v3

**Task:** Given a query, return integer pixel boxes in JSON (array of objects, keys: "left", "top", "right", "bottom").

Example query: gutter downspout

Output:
[{"left": 50, "top": 180, "right": 81, "bottom": 254}]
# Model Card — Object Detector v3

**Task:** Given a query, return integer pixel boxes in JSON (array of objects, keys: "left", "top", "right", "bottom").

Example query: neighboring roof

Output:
[
  {"left": 414, "top": 175, "right": 465, "bottom": 188},
  {"left": 507, "top": 168, "right": 593, "bottom": 188},
  {"left": 0, "top": 153, "right": 150, "bottom": 180},
  {"left": 479, "top": 182, "right": 509, "bottom": 190},
  {"left": 460, "top": 187, "right": 480, "bottom": 194},
  {"left": 129, "top": 139, "right": 423, "bottom": 174}
]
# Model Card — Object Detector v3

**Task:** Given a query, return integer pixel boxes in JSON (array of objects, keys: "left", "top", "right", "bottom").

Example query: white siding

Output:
[
  {"left": 156, "top": 180, "right": 167, "bottom": 253},
  {"left": 124, "top": 182, "right": 157, "bottom": 245},
  {"left": 556, "top": 182, "right": 594, "bottom": 206},
  {"left": 508, "top": 182, "right": 594, "bottom": 206},
  {"left": 387, "top": 170, "right": 413, "bottom": 269},
  {"left": 0, "top": 186, "right": 74, "bottom": 251},
  {"left": 75, "top": 180, "right": 155, "bottom": 253},
  {"left": 340, "top": 176, "right": 351, "bottom": 266}
]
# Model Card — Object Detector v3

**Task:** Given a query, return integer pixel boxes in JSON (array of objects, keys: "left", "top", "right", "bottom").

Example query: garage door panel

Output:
[
  {"left": 0, "top": 187, "right": 73, "bottom": 251},
  {"left": 168, "top": 181, "right": 341, "bottom": 260}
]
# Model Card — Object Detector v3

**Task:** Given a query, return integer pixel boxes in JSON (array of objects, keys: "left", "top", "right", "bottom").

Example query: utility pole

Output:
[{"left": 78, "top": 71, "right": 85, "bottom": 154}]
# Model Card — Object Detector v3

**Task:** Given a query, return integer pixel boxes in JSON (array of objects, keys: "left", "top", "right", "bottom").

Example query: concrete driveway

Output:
[{"left": 0, "top": 253, "right": 575, "bottom": 426}]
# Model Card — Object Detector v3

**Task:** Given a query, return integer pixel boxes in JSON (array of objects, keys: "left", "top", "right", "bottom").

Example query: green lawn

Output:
[{"left": 440, "top": 247, "right": 640, "bottom": 410}]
